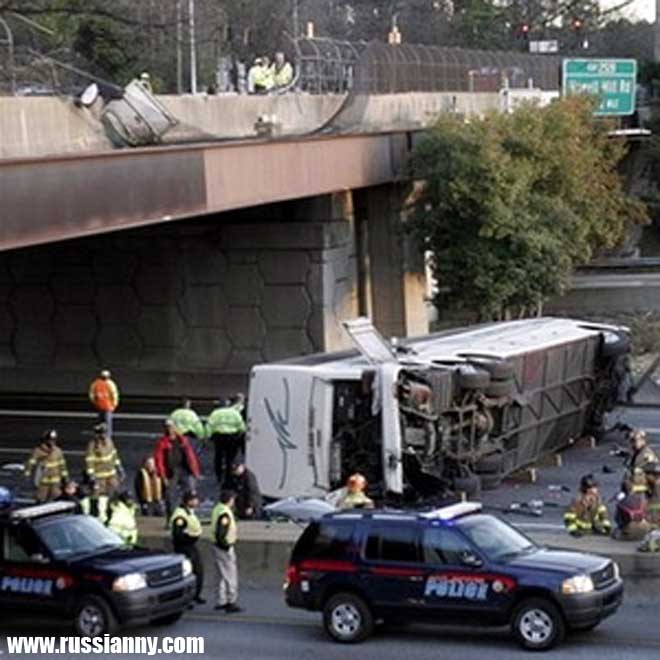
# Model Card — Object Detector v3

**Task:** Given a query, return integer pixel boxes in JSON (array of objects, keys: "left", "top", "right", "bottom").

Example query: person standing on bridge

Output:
[
  {"left": 271, "top": 52, "right": 293, "bottom": 90},
  {"left": 24, "top": 430, "right": 69, "bottom": 503},
  {"left": 170, "top": 398, "right": 206, "bottom": 456},
  {"left": 88, "top": 369, "right": 120, "bottom": 439},
  {"left": 206, "top": 397, "right": 246, "bottom": 486},
  {"left": 85, "top": 423, "right": 124, "bottom": 496},
  {"left": 154, "top": 419, "right": 201, "bottom": 520}
]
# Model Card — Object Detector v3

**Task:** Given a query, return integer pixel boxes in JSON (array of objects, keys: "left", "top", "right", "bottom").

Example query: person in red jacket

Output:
[{"left": 154, "top": 419, "right": 201, "bottom": 519}]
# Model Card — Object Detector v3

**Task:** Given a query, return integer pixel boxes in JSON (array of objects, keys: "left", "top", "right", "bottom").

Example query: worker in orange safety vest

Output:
[{"left": 89, "top": 369, "right": 120, "bottom": 439}]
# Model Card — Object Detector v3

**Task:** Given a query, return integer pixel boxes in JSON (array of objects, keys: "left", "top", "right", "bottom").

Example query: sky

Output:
[{"left": 601, "top": 0, "right": 655, "bottom": 21}]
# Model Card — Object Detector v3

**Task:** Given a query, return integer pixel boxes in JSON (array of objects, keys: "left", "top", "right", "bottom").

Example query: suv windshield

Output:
[
  {"left": 458, "top": 514, "right": 536, "bottom": 561},
  {"left": 35, "top": 515, "right": 123, "bottom": 560}
]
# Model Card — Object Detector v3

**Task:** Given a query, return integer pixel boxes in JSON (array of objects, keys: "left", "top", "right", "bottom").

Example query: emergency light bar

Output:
[
  {"left": 10, "top": 501, "right": 77, "bottom": 520},
  {"left": 420, "top": 502, "right": 482, "bottom": 521}
]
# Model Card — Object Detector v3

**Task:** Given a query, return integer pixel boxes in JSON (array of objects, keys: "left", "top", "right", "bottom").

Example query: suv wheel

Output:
[
  {"left": 323, "top": 593, "right": 374, "bottom": 643},
  {"left": 74, "top": 595, "right": 117, "bottom": 637},
  {"left": 511, "top": 598, "right": 565, "bottom": 651}
]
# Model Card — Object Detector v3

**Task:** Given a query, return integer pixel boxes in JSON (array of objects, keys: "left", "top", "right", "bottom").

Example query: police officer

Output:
[
  {"left": 211, "top": 490, "right": 242, "bottom": 613},
  {"left": 170, "top": 490, "right": 205, "bottom": 604},
  {"left": 85, "top": 423, "right": 124, "bottom": 496},
  {"left": 25, "top": 430, "right": 69, "bottom": 503},
  {"left": 206, "top": 398, "right": 246, "bottom": 486},
  {"left": 338, "top": 473, "right": 375, "bottom": 510},
  {"left": 107, "top": 491, "right": 138, "bottom": 546},
  {"left": 81, "top": 480, "right": 110, "bottom": 524},
  {"left": 624, "top": 429, "right": 658, "bottom": 495},
  {"left": 564, "top": 474, "right": 611, "bottom": 537}
]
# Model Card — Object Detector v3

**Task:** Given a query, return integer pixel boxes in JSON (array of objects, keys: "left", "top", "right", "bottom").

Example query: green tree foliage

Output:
[
  {"left": 72, "top": 16, "right": 137, "bottom": 80},
  {"left": 407, "top": 97, "right": 648, "bottom": 320}
]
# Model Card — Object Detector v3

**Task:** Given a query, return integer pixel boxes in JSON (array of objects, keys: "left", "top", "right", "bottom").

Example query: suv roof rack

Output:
[
  {"left": 419, "top": 502, "right": 482, "bottom": 521},
  {"left": 9, "top": 501, "right": 77, "bottom": 521}
]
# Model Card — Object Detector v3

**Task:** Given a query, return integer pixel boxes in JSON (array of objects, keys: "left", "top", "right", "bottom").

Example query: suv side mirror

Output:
[{"left": 459, "top": 551, "right": 483, "bottom": 568}]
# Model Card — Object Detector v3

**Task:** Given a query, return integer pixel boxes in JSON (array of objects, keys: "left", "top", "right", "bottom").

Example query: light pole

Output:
[
  {"left": 189, "top": 0, "right": 197, "bottom": 94},
  {"left": 176, "top": 0, "right": 183, "bottom": 94},
  {"left": 292, "top": 0, "right": 300, "bottom": 41}
]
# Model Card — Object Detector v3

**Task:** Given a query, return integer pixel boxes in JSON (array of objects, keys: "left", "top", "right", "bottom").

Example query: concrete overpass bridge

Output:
[{"left": 0, "top": 45, "right": 561, "bottom": 398}]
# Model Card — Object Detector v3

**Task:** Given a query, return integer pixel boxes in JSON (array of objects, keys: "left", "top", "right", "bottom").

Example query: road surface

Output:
[{"left": 0, "top": 586, "right": 656, "bottom": 659}]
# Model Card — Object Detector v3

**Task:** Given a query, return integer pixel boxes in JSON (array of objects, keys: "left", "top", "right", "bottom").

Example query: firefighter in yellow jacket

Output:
[
  {"left": 24, "top": 430, "right": 69, "bottom": 502},
  {"left": 624, "top": 429, "right": 658, "bottom": 495},
  {"left": 85, "top": 423, "right": 124, "bottom": 496},
  {"left": 564, "top": 474, "right": 612, "bottom": 537}
]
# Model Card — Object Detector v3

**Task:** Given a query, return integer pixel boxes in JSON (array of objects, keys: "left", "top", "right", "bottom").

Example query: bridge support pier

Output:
[{"left": 357, "top": 184, "right": 428, "bottom": 340}]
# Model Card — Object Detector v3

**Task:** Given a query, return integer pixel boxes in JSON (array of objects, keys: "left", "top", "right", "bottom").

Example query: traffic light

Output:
[{"left": 520, "top": 23, "right": 530, "bottom": 39}]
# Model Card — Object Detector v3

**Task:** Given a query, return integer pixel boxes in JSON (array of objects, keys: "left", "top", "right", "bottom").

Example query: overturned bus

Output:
[{"left": 246, "top": 317, "right": 630, "bottom": 501}]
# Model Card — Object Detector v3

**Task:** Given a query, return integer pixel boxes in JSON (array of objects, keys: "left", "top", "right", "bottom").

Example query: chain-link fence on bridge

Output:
[{"left": 293, "top": 38, "right": 561, "bottom": 95}]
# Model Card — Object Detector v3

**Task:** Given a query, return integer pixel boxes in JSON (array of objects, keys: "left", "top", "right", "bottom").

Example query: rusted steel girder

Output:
[{"left": 0, "top": 132, "right": 410, "bottom": 252}]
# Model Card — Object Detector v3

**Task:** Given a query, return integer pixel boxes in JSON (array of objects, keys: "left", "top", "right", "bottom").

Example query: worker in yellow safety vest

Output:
[
  {"left": 24, "top": 430, "right": 69, "bottom": 502},
  {"left": 85, "top": 423, "right": 124, "bottom": 495},
  {"left": 210, "top": 490, "right": 242, "bottom": 613},
  {"left": 271, "top": 52, "right": 293, "bottom": 89},
  {"left": 80, "top": 480, "right": 110, "bottom": 524},
  {"left": 135, "top": 455, "right": 164, "bottom": 516},
  {"left": 171, "top": 490, "right": 205, "bottom": 604},
  {"left": 107, "top": 491, "right": 138, "bottom": 546}
]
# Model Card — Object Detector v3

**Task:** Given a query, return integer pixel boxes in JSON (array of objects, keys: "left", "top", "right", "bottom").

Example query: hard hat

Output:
[
  {"left": 347, "top": 473, "right": 367, "bottom": 493},
  {"left": 254, "top": 57, "right": 263, "bottom": 64},
  {"left": 42, "top": 429, "right": 58, "bottom": 442},
  {"left": 140, "top": 72, "right": 150, "bottom": 80},
  {"left": 580, "top": 474, "right": 599, "bottom": 493},
  {"left": 0, "top": 486, "right": 13, "bottom": 509},
  {"left": 100, "top": 369, "right": 111, "bottom": 378}
]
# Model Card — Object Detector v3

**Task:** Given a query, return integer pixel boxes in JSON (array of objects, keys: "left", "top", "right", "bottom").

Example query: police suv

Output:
[
  {"left": 284, "top": 503, "right": 623, "bottom": 651},
  {"left": 0, "top": 498, "right": 196, "bottom": 635}
]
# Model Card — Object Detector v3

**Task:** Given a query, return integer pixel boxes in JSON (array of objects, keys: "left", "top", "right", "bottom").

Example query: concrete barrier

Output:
[
  {"left": 0, "top": 91, "right": 501, "bottom": 160},
  {"left": 140, "top": 519, "right": 660, "bottom": 594}
]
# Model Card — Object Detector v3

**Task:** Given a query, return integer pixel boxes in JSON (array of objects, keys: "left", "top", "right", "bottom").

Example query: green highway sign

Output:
[{"left": 562, "top": 59, "right": 637, "bottom": 116}]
